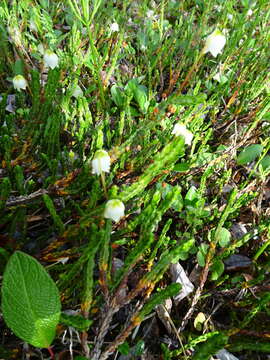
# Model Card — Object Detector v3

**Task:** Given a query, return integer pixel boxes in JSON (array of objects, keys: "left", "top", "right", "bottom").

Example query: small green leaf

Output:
[
  {"left": 194, "top": 312, "right": 206, "bottom": 331},
  {"left": 126, "top": 79, "right": 149, "bottom": 113},
  {"left": 185, "top": 186, "right": 199, "bottom": 206},
  {"left": 197, "top": 250, "right": 206, "bottom": 267},
  {"left": 157, "top": 183, "right": 183, "bottom": 212},
  {"left": 173, "top": 162, "right": 190, "bottom": 172},
  {"left": 135, "top": 86, "right": 149, "bottom": 113},
  {"left": 259, "top": 155, "right": 270, "bottom": 171},
  {"left": 197, "top": 244, "right": 209, "bottom": 267},
  {"left": 134, "top": 340, "right": 145, "bottom": 356},
  {"left": 2, "top": 251, "right": 61, "bottom": 348},
  {"left": 170, "top": 93, "right": 207, "bottom": 106},
  {"left": 237, "top": 144, "right": 263, "bottom": 165},
  {"left": 215, "top": 227, "right": 231, "bottom": 247},
  {"left": 178, "top": 251, "right": 189, "bottom": 260},
  {"left": 111, "top": 85, "right": 125, "bottom": 108},
  {"left": 210, "top": 259, "right": 225, "bottom": 281},
  {"left": 60, "top": 313, "right": 92, "bottom": 331},
  {"left": 118, "top": 342, "right": 130, "bottom": 355},
  {"left": 196, "top": 152, "right": 216, "bottom": 166}
]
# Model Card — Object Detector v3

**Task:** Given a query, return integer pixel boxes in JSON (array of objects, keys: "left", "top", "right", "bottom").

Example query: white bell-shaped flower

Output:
[
  {"left": 91, "top": 150, "right": 111, "bottom": 175},
  {"left": 44, "top": 50, "right": 59, "bottom": 69},
  {"left": 203, "top": 29, "right": 226, "bottom": 57},
  {"left": 13, "top": 75, "right": 27, "bottom": 91},
  {"left": 110, "top": 22, "right": 119, "bottom": 32},
  {"left": 172, "top": 123, "right": 193, "bottom": 146},
  {"left": 104, "top": 199, "right": 125, "bottom": 222}
]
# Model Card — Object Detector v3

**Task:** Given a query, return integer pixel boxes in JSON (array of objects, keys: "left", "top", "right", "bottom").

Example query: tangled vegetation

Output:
[{"left": 0, "top": 0, "right": 270, "bottom": 359}]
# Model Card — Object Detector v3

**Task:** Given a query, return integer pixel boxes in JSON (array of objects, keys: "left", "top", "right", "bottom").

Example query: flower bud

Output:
[
  {"left": 104, "top": 199, "right": 125, "bottom": 222},
  {"left": 91, "top": 150, "right": 111, "bottom": 175},
  {"left": 203, "top": 29, "right": 226, "bottom": 57},
  {"left": 13, "top": 75, "right": 27, "bottom": 91},
  {"left": 172, "top": 123, "right": 193, "bottom": 146},
  {"left": 44, "top": 50, "right": 59, "bottom": 69}
]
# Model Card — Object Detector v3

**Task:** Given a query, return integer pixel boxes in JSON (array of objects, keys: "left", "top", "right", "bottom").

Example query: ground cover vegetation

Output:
[{"left": 0, "top": 0, "right": 270, "bottom": 359}]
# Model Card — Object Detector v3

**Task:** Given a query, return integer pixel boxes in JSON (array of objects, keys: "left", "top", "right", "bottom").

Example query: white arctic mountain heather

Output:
[
  {"left": 13, "top": 75, "right": 27, "bottom": 91},
  {"left": 203, "top": 29, "right": 226, "bottom": 57},
  {"left": 172, "top": 123, "right": 194, "bottom": 145},
  {"left": 44, "top": 50, "right": 59, "bottom": 69},
  {"left": 104, "top": 199, "right": 125, "bottom": 222},
  {"left": 91, "top": 150, "right": 111, "bottom": 175}
]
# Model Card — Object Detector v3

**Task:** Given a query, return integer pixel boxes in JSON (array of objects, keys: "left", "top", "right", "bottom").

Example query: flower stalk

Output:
[
  {"left": 178, "top": 28, "right": 226, "bottom": 93},
  {"left": 92, "top": 149, "right": 111, "bottom": 197}
]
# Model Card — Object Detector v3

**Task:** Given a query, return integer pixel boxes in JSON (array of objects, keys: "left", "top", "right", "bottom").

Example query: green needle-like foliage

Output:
[
  {"left": 0, "top": 0, "right": 270, "bottom": 358},
  {"left": 136, "top": 283, "right": 181, "bottom": 321}
]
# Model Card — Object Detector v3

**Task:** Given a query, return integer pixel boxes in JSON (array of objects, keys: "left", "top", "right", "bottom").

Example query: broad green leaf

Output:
[
  {"left": 236, "top": 144, "right": 263, "bottom": 165},
  {"left": 2, "top": 251, "right": 61, "bottom": 348},
  {"left": 215, "top": 227, "right": 231, "bottom": 247}
]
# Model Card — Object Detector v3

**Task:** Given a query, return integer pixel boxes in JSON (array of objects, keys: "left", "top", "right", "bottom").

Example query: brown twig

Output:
[
  {"left": 5, "top": 189, "right": 48, "bottom": 207},
  {"left": 90, "top": 306, "right": 118, "bottom": 360},
  {"left": 179, "top": 247, "right": 212, "bottom": 331}
]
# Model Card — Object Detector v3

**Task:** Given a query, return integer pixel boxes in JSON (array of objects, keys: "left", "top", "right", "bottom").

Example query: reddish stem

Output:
[{"left": 47, "top": 346, "right": 55, "bottom": 359}]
